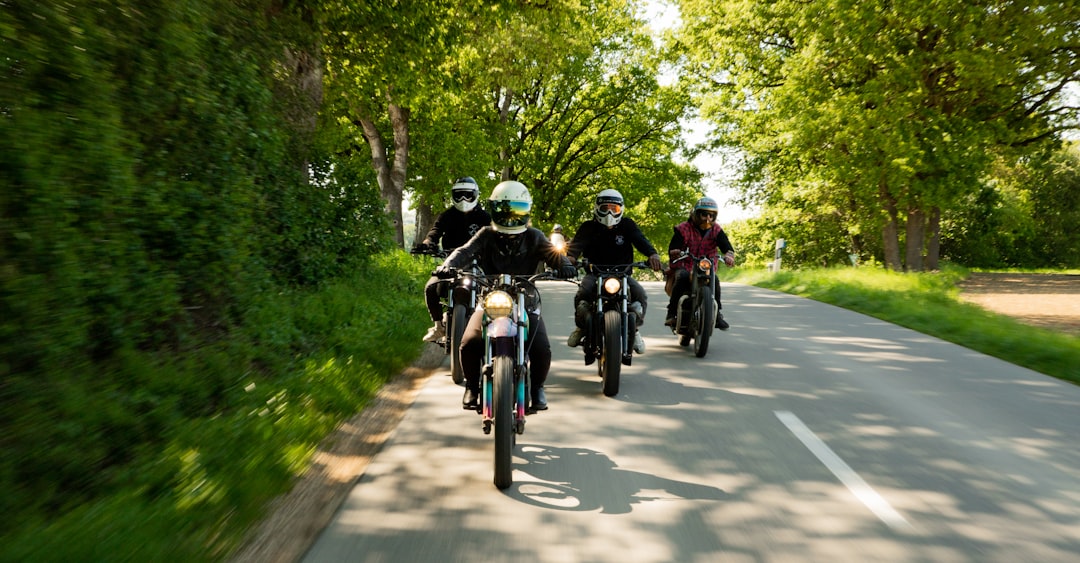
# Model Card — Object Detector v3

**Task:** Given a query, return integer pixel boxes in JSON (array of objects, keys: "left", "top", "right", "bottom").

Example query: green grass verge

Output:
[
  {"left": 723, "top": 265, "right": 1080, "bottom": 385},
  {"left": 0, "top": 251, "right": 434, "bottom": 562}
]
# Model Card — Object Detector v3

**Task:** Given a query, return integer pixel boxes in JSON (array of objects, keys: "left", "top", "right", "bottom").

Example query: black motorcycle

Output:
[
  {"left": 576, "top": 260, "right": 650, "bottom": 397},
  {"left": 668, "top": 251, "right": 717, "bottom": 358},
  {"left": 412, "top": 246, "right": 480, "bottom": 385}
]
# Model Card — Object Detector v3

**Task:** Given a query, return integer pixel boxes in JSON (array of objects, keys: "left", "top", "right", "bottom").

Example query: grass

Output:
[
  {"left": 721, "top": 265, "right": 1080, "bottom": 386},
  {"left": 0, "top": 251, "right": 434, "bottom": 563}
]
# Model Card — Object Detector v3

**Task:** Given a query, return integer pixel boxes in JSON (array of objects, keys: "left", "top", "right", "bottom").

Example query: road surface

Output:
[{"left": 303, "top": 281, "right": 1080, "bottom": 562}]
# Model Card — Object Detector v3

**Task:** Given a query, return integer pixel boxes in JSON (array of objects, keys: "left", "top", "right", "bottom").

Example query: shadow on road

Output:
[{"left": 506, "top": 444, "right": 728, "bottom": 513}]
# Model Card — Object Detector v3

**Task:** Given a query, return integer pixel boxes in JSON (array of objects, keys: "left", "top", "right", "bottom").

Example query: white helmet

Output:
[
  {"left": 488, "top": 180, "right": 532, "bottom": 234},
  {"left": 594, "top": 189, "right": 624, "bottom": 227},
  {"left": 451, "top": 176, "right": 480, "bottom": 212}
]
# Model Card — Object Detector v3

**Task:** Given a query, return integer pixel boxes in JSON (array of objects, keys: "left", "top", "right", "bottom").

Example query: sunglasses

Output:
[
  {"left": 597, "top": 202, "right": 622, "bottom": 216},
  {"left": 452, "top": 191, "right": 477, "bottom": 203},
  {"left": 696, "top": 210, "right": 717, "bottom": 220}
]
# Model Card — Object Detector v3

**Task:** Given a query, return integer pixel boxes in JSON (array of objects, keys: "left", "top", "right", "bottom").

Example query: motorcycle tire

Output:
[
  {"left": 694, "top": 286, "right": 714, "bottom": 358},
  {"left": 493, "top": 355, "right": 515, "bottom": 490},
  {"left": 450, "top": 303, "right": 468, "bottom": 385},
  {"left": 601, "top": 309, "right": 622, "bottom": 397}
]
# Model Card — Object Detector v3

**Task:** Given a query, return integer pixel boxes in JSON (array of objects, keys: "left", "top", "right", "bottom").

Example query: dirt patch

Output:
[{"left": 956, "top": 273, "right": 1080, "bottom": 336}]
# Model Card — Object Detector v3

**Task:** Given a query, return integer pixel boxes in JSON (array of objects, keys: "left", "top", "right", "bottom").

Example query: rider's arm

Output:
[
  {"left": 627, "top": 219, "right": 660, "bottom": 259},
  {"left": 422, "top": 212, "right": 446, "bottom": 247},
  {"left": 444, "top": 226, "right": 487, "bottom": 269},
  {"left": 667, "top": 227, "right": 686, "bottom": 262}
]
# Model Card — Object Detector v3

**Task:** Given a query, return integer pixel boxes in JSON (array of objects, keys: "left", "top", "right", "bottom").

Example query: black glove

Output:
[{"left": 558, "top": 264, "right": 577, "bottom": 279}]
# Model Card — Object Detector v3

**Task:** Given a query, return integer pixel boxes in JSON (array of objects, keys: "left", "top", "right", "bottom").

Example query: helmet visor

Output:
[
  {"left": 596, "top": 202, "right": 622, "bottom": 216},
  {"left": 452, "top": 190, "right": 477, "bottom": 203},
  {"left": 490, "top": 199, "right": 531, "bottom": 228}
]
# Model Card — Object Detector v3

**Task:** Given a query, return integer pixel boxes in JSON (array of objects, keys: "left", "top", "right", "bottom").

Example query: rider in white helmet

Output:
[
  {"left": 417, "top": 177, "right": 491, "bottom": 342},
  {"left": 565, "top": 189, "right": 663, "bottom": 356},
  {"left": 437, "top": 180, "right": 576, "bottom": 412}
]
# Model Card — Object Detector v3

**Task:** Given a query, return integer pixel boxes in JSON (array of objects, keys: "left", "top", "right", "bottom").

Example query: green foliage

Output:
[
  {"left": 734, "top": 266, "right": 1080, "bottom": 384},
  {"left": 675, "top": 0, "right": 1080, "bottom": 270},
  {"left": 1, "top": 253, "right": 432, "bottom": 561}
]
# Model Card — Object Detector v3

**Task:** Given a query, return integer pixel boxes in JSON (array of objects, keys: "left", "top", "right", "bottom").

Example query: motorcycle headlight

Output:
[
  {"left": 698, "top": 258, "right": 712, "bottom": 272},
  {"left": 603, "top": 277, "right": 621, "bottom": 295},
  {"left": 483, "top": 290, "right": 514, "bottom": 318}
]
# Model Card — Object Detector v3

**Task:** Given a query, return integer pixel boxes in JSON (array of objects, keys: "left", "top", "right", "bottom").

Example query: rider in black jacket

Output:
[
  {"left": 437, "top": 180, "right": 576, "bottom": 412},
  {"left": 417, "top": 177, "right": 491, "bottom": 343},
  {"left": 565, "top": 189, "right": 662, "bottom": 355}
]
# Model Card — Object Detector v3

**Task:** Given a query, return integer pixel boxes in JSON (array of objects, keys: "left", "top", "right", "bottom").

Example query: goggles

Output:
[
  {"left": 596, "top": 202, "right": 622, "bottom": 216},
  {"left": 695, "top": 209, "right": 717, "bottom": 220},
  {"left": 452, "top": 191, "right": 478, "bottom": 203},
  {"left": 490, "top": 199, "right": 531, "bottom": 228}
]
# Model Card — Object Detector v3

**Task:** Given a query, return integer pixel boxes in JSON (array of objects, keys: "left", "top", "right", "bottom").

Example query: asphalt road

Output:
[{"left": 302, "top": 281, "right": 1080, "bottom": 562}]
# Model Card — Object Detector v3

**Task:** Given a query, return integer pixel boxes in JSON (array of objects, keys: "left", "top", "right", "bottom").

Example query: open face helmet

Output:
[
  {"left": 488, "top": 180, "right": 532, "bottom": 234},
  {"left": 451, "top": 177, "right": 480, "bottom": 212},
  {"left": 594, "top": 189, "right": 624, "bottom": 227},
  {"left": 692, "top": 196, "right": 719, "bottom": 229}
]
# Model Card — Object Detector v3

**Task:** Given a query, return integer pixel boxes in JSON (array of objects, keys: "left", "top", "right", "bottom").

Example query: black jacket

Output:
[
  {"left": 445, "top": 226, "right": 571, "bottom": 276},
  {"left": 566, "top": 217, "right": 659, "bottom": 266},
  {"left": 423, "top": 206, "right": 492, "bottom": 251}
]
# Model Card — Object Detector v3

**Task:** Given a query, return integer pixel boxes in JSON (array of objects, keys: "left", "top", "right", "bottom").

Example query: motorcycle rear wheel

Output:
[{"left": 493, "top": 356, "right": 515, "bottom": 489}]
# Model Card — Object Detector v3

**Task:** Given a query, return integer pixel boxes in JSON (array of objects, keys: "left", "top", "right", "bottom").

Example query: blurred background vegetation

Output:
[{"left": 1, "top": 0, "right": 1077, "bottom": 560}]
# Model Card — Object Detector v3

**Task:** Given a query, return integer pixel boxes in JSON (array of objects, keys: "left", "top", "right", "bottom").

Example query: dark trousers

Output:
[
  {"left": 424, "top": 275, "right": 447, "bottom": 322},
  {"left": 460, "top": 308, "right": 550, "bottom": 395},
  {"left": 667, "top": 269, "right": 722, "bottom": 319},
  {"left": 573, "top": 274, "right": 648, "bottom": 328}
]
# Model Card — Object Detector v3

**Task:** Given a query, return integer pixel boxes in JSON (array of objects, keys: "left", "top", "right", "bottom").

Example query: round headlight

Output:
[
  {"left": 483, "top": 290, "right": 514, "bottom": 318},
  {"left": 698, "top": 258, "right": 712, "bottom": 272},
  {"left": 603, "top": 277, "right": 621, "bottom": 295}
]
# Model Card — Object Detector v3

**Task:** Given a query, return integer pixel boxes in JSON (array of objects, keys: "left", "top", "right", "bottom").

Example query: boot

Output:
[
  {"left": 715, "top": 313, "right": 729, "bottom": 330},
  {"left": 529, "top": 387, "right": 548, "bottom": 413},
  {"left": 424, "top": 320, "right": 446, "bottom": 342},
  {"left": 462, "top": 387, "right": 479, "bottom": 410}
]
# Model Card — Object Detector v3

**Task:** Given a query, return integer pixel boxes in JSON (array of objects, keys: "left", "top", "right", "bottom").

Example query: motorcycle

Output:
[
  {"left": 575, "top": 259, "right": 650, "bottom": 397},
  {"left": 470, "top": 270, "right": 560, "bottom": 489},
  {"left": 668, "top": 251, "right": 718, "bottom": 358},
  {"left": 411, "top": 246, "right": 481, "bottom": 385}
]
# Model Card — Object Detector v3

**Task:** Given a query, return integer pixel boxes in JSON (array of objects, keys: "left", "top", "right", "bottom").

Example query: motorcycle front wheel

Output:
[
  {"left": 601, "top": 309, "right": 622, "bottom": 397},
  {"left": 450, "top": 303, "right": 468, "bottom": 385},
  {"left": 694, "top": 286, "right": 714, "bottom": 358},
  {"left": 493, "top": 355, "right": 515, "bottom": 489}
]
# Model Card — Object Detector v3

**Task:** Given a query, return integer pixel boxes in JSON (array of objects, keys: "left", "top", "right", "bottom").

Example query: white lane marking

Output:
[{"left": 775, "top": 410, "right": 913, "bottom": 531}]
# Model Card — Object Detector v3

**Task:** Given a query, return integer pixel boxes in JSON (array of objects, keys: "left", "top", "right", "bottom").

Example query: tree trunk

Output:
[
  {"left": 925, "top": 207, "right": 941, "bottom": 271},
  {"left": 359, "top": 103, "right": 410, "bottom": 247},
  {"left": 414, "top": 202, "right": 434, "bottom": 247},
  {"left": 881, "top": 189, "right": 903, "bottom": 271},
  {"left": 905, "top": 207, "right": 926, "bottom": 272}
]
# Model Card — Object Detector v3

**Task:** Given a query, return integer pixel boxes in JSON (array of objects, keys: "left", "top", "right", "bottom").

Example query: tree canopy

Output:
[{"left": 674, "top": 0, "right": 1080, "bottom": 270}]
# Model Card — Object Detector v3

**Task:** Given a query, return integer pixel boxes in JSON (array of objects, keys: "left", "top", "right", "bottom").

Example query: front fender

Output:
[{"left": 486, "top": 316, "right": 517, "bottom": 338}]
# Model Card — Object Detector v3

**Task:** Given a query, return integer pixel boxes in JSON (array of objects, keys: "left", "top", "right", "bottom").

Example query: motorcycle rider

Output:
[
  {"left": 550, "top": 224, "right": 566, "bottom": 253},
  {"left": 565, "top": 189, "right": 662, "bottom": 354},
  {"left": 665, "top": 196, "right": 735, "bottom": 330},
  {"left": 417, "top": 177, "right": 491, "bottom": 343},
  {"left": 436, "top": 180, "right": 576, "bottom": 412}
]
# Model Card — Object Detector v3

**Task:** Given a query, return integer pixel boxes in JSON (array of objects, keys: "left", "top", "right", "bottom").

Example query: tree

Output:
[{"left": 675, "top": 0, "right": 1080, "bottom": 270}]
